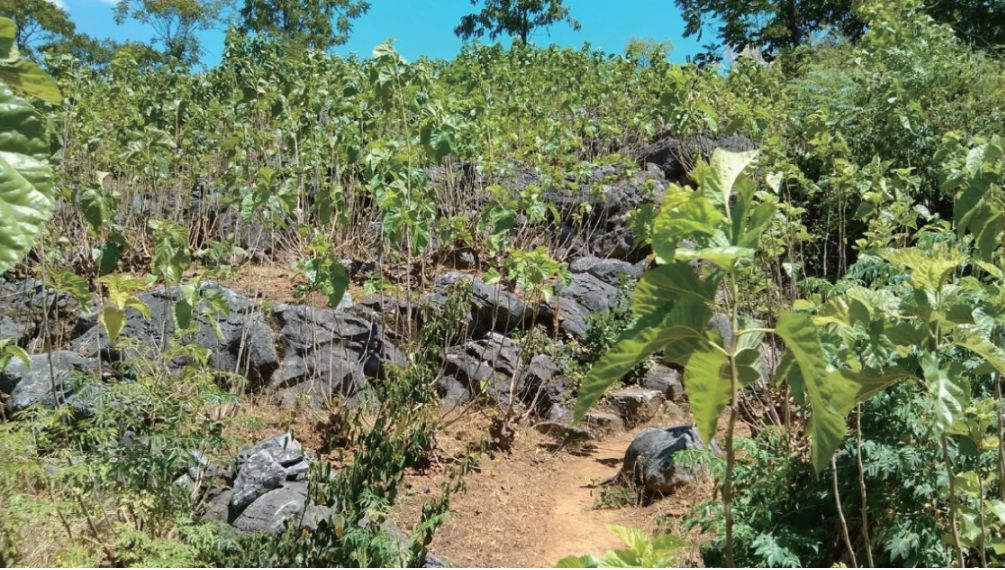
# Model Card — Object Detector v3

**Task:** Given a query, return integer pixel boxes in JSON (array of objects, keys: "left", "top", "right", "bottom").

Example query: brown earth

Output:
[{"left": 394, "top": 410, "right": 714, "bottom": 568}]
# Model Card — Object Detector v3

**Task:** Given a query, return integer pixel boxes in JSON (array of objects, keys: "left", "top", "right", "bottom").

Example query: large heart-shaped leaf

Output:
[
  {"left": 685, "top": 345, "right": 731, "bottom": 442},
  {"left": 775, "top": 311, "right": 858, "bottom": 472},
  {"left": 0, "top": 83, "right": 55, "bottom": 274}
]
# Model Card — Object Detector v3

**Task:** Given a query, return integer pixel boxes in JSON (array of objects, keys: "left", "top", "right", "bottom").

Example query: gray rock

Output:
[
  {"left": 544, "top": 165, "right": 664, "bottom": 223},
  {"left": 231, "top": 482, "right": 335, "bottom": 534},
  {"left": 443, "top": 333, "right": 520, "bottom": 404},
  {"left": 622, "top": 426, "right": 709, "bottom": 494},
  {"left": 237, "top": 433, "right": 304, "bottom": 468},
  {"left": 582, "top": 410, "right": 625, "bottom": 432},
  {"left": 539, "top": 272, "right": 623, "bottom": 339},
  {"left": 517, "top": 355, "right": 569, "bottom": 415},
  {"left": 605, "top": 386, "right": 665, "bottom": 426},
  {"left": 422, "top": 553, "right": 450, "bottom": 568},
  {"left": 0, "top": 278, "right": 81, "bottom": 347},
  {"left": 271, "top": 304, "right": 398, "bottom": 405},
  {"left": 230, "top": 450, "right": 286, "bottom": 515},
  {"left": 424, "top": 273, "right": 530, "bottom": 338},
  {"left": 446, "top": 248, "right": 477, "bottom": 270},
  {"left": 535, "top": 421, "right": 593, "bottom": 441},
  {"left": 643, "top": 364, "right": 684, "bottom": 402},
  {"left": 568, "top": 257, "right": 643, "bottom": 287},
  {"left": 352, "top": 295, "right": 418, "bottom": 341},
  {"left": 435, "top": 374, "right": 472, "bottom": 408},
  {"left": 204, "top": 489, "right": 233, "bottom": 522},
  {"left": 284, "top": 459, "right": 310, "bottom": 481},
  {"left": 0, "top": 314, "right": 34, "bottom": 347},
  {"left": 707, "top": 313, "right": 732, "bottom": 348},
  {"left": 1, "top": 351, "right": 98, "bottom": 412},
  {"left": 640, "top": 134, "right": 756, "bottom": 183},
  {"left": 67, "top": 283, "right": 279, "bottom": 385}
]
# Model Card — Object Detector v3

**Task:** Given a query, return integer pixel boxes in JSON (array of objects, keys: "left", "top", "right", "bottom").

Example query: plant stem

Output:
[
  {"left": 723, "top": 277, "right": 740, "bottom": 568},
  {"left": 996, "top": 370, "right": 1005, "bottom": 502},
  {"left": 941, "top": 434, "right": 965, "bottom": 568},
  {"left": 855, "top": 406, "right": 875, "bottom": 567},
  {"left": 976, "top": 458, "right": 988, "bottom": 568},
  {"left": 832, "top": 454, "right": 858, "bottom": 567}
]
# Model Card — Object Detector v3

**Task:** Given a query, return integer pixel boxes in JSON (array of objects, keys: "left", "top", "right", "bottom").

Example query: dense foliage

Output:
[{"left": 4, "top": 0, "right": 1005, "bottom": 566}]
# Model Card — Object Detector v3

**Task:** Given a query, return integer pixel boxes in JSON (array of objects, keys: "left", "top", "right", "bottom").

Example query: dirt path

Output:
[
  {"left": 536, "top": 432, "right": 639, "bottom": 565},
  {"left": 396, "top": 422, "right": 685, "bottom": 568}
]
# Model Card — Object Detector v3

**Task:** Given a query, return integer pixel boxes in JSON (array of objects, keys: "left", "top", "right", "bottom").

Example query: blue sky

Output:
[{"left": 56, "top": 0, "right": 707, "bottom": 66}]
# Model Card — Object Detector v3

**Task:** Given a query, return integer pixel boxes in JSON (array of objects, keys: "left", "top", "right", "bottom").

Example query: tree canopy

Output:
[
  {"left": 238, "top": 0, "right": 370, "bottom": 50},
  {"left": 113, "top": 0, "right": 230, "bottom": 63},
  {"left": 0, "top": 0, "right": 77, "bottom": 58},
  {"left": 455, "top": 0, "right": 579, "bottom": 45},
  {"left": 677, "top": 0, "right": 1005, "bottom": 59}
]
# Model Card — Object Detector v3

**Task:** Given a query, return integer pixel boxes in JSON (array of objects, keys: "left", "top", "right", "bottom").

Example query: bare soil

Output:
[{"left": 395, "top": 412, "right": 713, "bottom": 568}]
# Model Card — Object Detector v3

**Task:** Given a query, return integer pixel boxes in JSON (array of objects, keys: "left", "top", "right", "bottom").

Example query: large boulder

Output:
[
  {"left": 605, "top": 386, "right": 665, "bottom": 426},
  {"left": 442, "top": 335, "right": 562, "bottom": 411},
  {"left": 236, "top": 433, "right": 305, "bottom": 469},
  {"left": 0, "top": 277, "right": 82, "bottom": 347},
  {"left": 539, "top": 271, "right": 625, "bottom": 340},
  {"left": 544, "top": 164, "right": 665, "bottom": 223},
  {"left": 568, "top": 257, "right": 644, "bottom": 287},
  {"left": 423, "top": 273, "right": 530, "bottom": 338},
  {"left": 443, "top": 333, "right": 520, "bottom": 404},
  {"left": 622, "top": 426, "right": 710, "bottom": 495},
  {"left": 643, "top": 363, "right": 684, "bottom": 402},
  {"left": 229, "top": 434, "right": 312, "bottom": 519},
  {"left": 1, "top": 351, "right": 98, "bottom": 412},
  {"left": 230, "top": 482, "right": 334, "bottom": 534},
  {"left": 351, "top": 294, "right": 418, "bottom": 341},
  {"left": 229, "top": 450, "right": 287, "bottom": 514},
  {"left": 640, "top": 134, "right": 756, "bottom": 183},
  {"left": 270, "top": 304, "right": 402, "bottom": 407},
  {"left": 68, "top": 282, "right": 279, "bottom": 385}
]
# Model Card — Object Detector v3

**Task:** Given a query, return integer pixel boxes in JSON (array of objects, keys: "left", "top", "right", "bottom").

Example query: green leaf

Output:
[
  {"left": 97, "top": 233, "right": 125, "bottom": 276},
  {"left": 556, "top": 555, "right": 597, "bottom": 568},
  {"left": 79, "top": 187, "right": 116, "bottom": 233},
  {"left": 651, "top": 187, "right": 722, "bottom": 263},
  {"left": 735, "top": 328, "right": 764, "bottom": 387},
  {"left": 49, "top": 268, "right": 91, "bottom": 311},
  {"left": 703, "top": 148, "right": 759, "bottom": 209},
  {"left": 631, "top": 262, "right": 712, "bottom": 317},
  {"left": 0, "top": 60, "right": 62, "bottom": 105},
  {"left": 842, "top": 366, "right": 915, "bottom": 402},
  {"left": 685, "top": 344, "right": 731, "bottom": 443},
  {"left": 573, "top": 311, "right": 676, "bottom": 422},
  {"left": 0, "top": 84, "right": 54, "bottom": 274},
  {"left": 1, "top": 343, "right": 29, "bottom": 367},
  {"left": 174, "top": 299, "right": 193, "bottom": 330},
  {"left": 952, "top": 325, "right": 1005, "bottom": 376},
  {"left": 606, "top": 525, "right": 649, "bottom": 552},
  {"left": 920, "top": 354, "right": 968, "bottom": 434},
  {"left": 675, "top": 245, "right": 755, "bottom": 270},
  {"left": 775, "top": 311, "right": 857, "bottom": 472},
  {"left": 100, "top": 306, "right": 125, "bottom": 342},
  {"left": 0, "top": 18, "right": 15, "bottom": 60},
  {"left": 879, "top": 248, "right": 965, "bottom": 291}
]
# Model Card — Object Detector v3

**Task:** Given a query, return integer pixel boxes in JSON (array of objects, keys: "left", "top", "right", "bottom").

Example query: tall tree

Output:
[
  {"left": 0, "top": 0, "right": 77, "bottom": 58},
  {"left": 114, "top": 0, "right": 230, "bottom": 64},
  {"left": 238, "top": 0, "right": 370, "bottom": 51},
  {"left": 677, "top": 0, "right": 1005, "bottom": 59},
  {"left": 454, "top": 0, "right": 580, "bottom": 45}
]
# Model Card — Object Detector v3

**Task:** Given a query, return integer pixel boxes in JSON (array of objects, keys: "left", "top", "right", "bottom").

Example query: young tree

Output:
[
  {"left": 113, "top": 0, "right": 230, "bottom": 64},
  {"left": 238, "top": 0, "right": 370, "bottom": 51},
  {"left": 0, "top": 0, "right": 77, "bottom": 58},
  {"left": 454, "top": 0, "right": 580, "bottom": 45},
  {"left": 677, "top": 0, "right": 1005, "bottom": 59}
]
